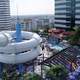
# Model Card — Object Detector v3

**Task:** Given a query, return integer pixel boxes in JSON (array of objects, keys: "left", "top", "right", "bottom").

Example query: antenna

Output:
[
  {"left": 16, "top": 4, "right": 19, "bottom": 23},
  {"left": 15, "top": 3, "right": 22, "bottom": 42}
]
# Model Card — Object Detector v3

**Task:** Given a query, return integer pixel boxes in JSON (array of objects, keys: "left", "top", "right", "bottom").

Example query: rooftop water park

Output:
[{"left": 0, "top": 0, "right": 80, "bottom": 80}]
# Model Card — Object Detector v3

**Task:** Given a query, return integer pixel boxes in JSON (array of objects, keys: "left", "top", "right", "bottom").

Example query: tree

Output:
[
  {"left": 69, "top": 27, "right": 80, "bottom": 45},
  {"left": 23, "top": 73, "right": 42, "bottom": 80},
  {"left": 45, "top": 65, "right": 68, "bottom": 80}
]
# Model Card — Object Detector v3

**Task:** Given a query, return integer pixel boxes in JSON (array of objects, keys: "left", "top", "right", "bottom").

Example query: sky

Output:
[{"left": 10, "top": 0, "right": 55, "bottom": 15}]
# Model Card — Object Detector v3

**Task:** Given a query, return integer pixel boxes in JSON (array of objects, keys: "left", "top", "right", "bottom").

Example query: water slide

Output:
[{"left": 0, "top": 31, "right": 42, "bottom": 64}]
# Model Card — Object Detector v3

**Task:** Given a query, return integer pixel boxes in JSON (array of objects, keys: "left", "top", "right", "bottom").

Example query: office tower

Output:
[
  {"left": 0, "top": 0, "right": 11, "bottom": 30},
  {"left": 54, "top": 0, "right": 75, "bottom": 29}
]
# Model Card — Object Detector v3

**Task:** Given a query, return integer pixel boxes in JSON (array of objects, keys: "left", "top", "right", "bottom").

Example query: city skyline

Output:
[{"left": 10, "top": 0, "right": 55, "bottom": 15}]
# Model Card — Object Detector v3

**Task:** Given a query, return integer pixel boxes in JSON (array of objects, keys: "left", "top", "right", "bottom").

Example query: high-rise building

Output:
[
  {"left": 54, "top": 0, "right": 80, "bottom": 29},
  {"left": 0, "top": 0, "right": 11, "bottom": 30},
  {"left": 11, "top": 15, "right": 54, "bottom": 31},
  {"left": 75, "top": 0, "right": 80, "bottom": 26}
]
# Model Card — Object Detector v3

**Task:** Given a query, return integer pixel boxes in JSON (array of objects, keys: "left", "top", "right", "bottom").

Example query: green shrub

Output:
[
  {"left": 45, "top": 65, "right": 68, "bottom": 80},
  {"left": 23, "top": 73, "right": 42, "bottom": 80},
  {"left": 69, "top": 27, "right": 80, "bottom": 45}
]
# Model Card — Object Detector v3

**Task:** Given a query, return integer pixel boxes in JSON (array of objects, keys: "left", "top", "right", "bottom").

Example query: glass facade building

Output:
[
  {"left": 54, "top": 0, "right": 80, "bottom": 29},
  {"left": 0, "top": 0, "right": 11, "bottom": 30}
]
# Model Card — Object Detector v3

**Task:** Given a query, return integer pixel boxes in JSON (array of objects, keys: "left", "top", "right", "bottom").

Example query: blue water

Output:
[
  {"left": 47, "top": 36, "right": 60, "bottom": 45},
  {"left": 47, "top": 36, "right": 66, "bottom": 51}
]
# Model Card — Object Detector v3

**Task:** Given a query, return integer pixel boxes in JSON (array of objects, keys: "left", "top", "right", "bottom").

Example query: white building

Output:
[
  {"left": 75, "top": 0, "right": 80, "bottom": 26},
  {"left": 54, "top": 0, "right": 77, "bottom": 29},
  {"left": 11, "top": 15, "right": 54, "bottom": 31},
  {"left": 0, "top": 0, "right": 11, "bottom": 30}
]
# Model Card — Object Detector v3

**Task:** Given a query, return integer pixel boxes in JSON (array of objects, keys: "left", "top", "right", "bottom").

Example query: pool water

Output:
[
  {"left": 50, "top": 45, "right": 65, "bottom": 51},
  {"left": 47, "top": 36, "right": 60, "bottom": 45}
]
